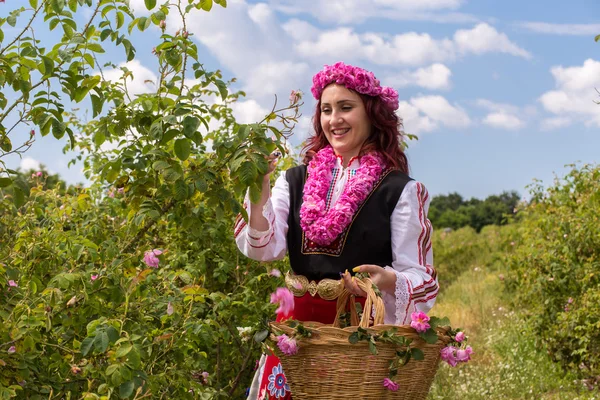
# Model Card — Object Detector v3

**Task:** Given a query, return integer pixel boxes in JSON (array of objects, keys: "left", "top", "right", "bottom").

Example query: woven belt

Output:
[{"left": 285, "top": 272, "right": 344, "bottom": 301}]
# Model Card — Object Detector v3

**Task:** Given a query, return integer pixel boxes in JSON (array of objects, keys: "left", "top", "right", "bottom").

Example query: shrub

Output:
[{"left": 505, "top": 164, "right": 600, "bottom": 379}]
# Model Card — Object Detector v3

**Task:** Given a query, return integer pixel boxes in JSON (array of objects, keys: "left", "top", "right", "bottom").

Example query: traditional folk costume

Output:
[{"left": 233, "top": 62, "right": 437, "bottom": 400}]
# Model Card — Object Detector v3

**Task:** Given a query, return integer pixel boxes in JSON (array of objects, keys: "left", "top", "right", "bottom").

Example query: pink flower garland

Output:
[{"left": 300, "top": 146, "right": 385, "bottom": 246}]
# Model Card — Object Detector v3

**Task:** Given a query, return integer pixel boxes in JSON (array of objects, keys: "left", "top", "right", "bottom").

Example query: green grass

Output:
[{"left": 427, "top": 268, "right": 599, "bottom": 400}]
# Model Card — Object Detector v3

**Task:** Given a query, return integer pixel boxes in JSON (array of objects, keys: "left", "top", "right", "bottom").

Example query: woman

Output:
[{"left": 234, "top": 62, "right": 437, "bottom": 400}]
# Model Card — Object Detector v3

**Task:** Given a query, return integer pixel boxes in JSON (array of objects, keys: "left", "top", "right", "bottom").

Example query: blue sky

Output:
[{"left": 5, "top": 0, "right": 600, "bottom": 199}]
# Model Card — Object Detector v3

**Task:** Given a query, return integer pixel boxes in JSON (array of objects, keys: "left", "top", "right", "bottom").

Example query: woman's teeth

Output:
[{"left": 332, "top": 128, "right": 350, "bottom": 136}]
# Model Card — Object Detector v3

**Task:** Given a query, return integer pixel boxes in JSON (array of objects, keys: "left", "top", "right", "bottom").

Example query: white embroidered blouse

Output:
[{"left": 234, "top": 157, "right": 437, "bottom": 325}]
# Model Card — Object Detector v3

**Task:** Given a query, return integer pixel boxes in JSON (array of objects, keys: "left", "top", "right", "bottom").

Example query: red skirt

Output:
[{"left": 257, "top": 293, "right": 365, "bottom": 399}]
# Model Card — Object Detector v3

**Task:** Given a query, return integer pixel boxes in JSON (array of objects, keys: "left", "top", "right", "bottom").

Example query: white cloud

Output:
[
  {"left": 245, "top": 62, "right": 310, "bottom": 97},
  {"left": 293, "top": 115, "right": 314, "bottom": 144},
  {"left": 398, "top": 101, "right": 438, "bottom": 135},
  {"left": 476, "top": 99, "right": 525, "bottom": 130},
  {"left": 20, "top": 157, "right": 41, "bottom": 171},
  {"left": 519, "top": 22, "right": 600, "bottom": 36},
  {"left": 454, "top": 23, "right": 532, "bottom": 59},
  {"left": 296, "top": 23, "right": 529, "bottom": 67},
  {"left": 540, "top": 117, "right": 572, "bottom": 131},
  {"left": 282, "top": 19, "right": 320, "bottom": 42},
  {"left": 180, "top": 1, "right": 300, "bottom": 99},
  {"left": 411, "top": 95, "right": 471, "bottom": 128},
  {"left": 102, "top": 60, "right": 157, "bottom": 96},
  {"left": 538, "top": 59, "right": 600, "bottom": 126},
  {"left": 388, "top": 63, "right": 452, "bottom": 90},
  {"left": 270, "top": 0, "right": 476, "bottom": 24},
  {"left": 229, "top": 99, "right": 270, "bottom": 124},
  {"left": 398, "top": 95, "right": 470, "bottom": 134},
  {"left": 483, "top": 112, "right": 524, "bottom": 130}
]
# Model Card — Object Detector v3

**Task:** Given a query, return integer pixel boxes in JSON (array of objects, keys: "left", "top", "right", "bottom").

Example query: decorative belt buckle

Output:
[{"left": 306, "top": 281, "right": 319, "bottom": 297}]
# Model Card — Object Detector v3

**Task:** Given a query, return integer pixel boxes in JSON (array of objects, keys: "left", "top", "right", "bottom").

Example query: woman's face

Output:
[{"left": 320, "top": 84, "right": 371, "bottom": 163}]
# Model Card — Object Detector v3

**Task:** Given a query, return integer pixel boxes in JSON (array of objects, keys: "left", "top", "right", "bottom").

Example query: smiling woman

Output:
[{"left": 235, "top": 62, "right": 437, "bottom": 399}]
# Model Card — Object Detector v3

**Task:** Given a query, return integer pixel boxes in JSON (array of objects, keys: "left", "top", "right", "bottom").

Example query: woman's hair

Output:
[{"left": 302, "top": 89, "right": 409, "bottom": 174}]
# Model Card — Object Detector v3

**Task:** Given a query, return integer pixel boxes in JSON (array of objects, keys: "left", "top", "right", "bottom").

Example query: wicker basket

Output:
[{"left": 269, "top": 278, "right": 450, "bottom": 400}]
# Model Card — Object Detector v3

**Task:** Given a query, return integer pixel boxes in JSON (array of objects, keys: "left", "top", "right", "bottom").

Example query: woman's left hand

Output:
[{"left": 341, "top": 264, "right": 396, "bottom": 297}]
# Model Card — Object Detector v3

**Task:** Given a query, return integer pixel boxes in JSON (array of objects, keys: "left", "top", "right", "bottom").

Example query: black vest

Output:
[{"left": 286, "top": 165, "right": 412, "bottom": 281}]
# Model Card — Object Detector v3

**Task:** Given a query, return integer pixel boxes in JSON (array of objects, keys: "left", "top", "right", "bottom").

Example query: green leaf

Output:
[
  {"left": 13, "top": 187, "right": 25, "bottom": 208},
  {"left": 348, "top": 332, "right": 359, "bottom": 344},
  {"left": 119, "top": 380, "right": 135, "bottom": 399},
  {"left": 116, "top": 11, "right": 124, "bottom": 29},
  {"left": 239, "top": 161, "right": 257, "bottom": 185},
  {"left": 183, "top": 116, "right": 200, "bottom": 137},
  {"left": 596, "top": 34, "right": 600, "bottom": 42},
  {"left": 100, "top": 28, "right": 111, "bottom": 41},
  {"left": 173, "top": 179, "right": 189, "bottom": 201},
  {"left": 80, "top": 337, "right": 94, "bottom": 356},
  {"left": 0, "top": 178, "right": 12, "bottom": 188},
  {"left": 93, "top": 130, "right": 106, "bottom": 147},
  {"left": 368, "top": 340, "right": 378, "bottom": 355},
  {"left": 126, "top": 346, "right": 141, "bottom": 369},
  {"left": 87, "top": 43, "right": 105, "bottom": 53},
  {"left": 411, "top": 348, "right": 424, "bottom": 360},
  {"left": 106, "top": 364, "right": 120, "bottom": 376},
  {"left": 214, "top": 79, "right": 228, "bottom": 100},
  {"left": 200, "top": 0, "right": 213, "bottom": 11},
  {"left": 7, "top": 16, "right": 17, "bottom": 27},
  {"left": 0, "top": 135, "right": 11, "bottom": 152},
  {"left": 144, "top": 0, "right": 157, "bottom": 10},
  {"left": 253, "top": 330, "right": 268, "bottom": 343},
  {"left": 91, "top": 94, "right": 103, "bottom": 117},
  {"left": 419, "top": 328, "right": 439, "bottom": 345},
  {"left": 115, "top": 344, "right": 133, "bottom": 358},
  {"left": 94, "top": 331, "right": 109, "bottom": 353},
  {"left": 152, "top": 161, "right": 170, "bottom": 171},
  {"left": 174, "top": 138, "right": 191, "bottom": 161}
]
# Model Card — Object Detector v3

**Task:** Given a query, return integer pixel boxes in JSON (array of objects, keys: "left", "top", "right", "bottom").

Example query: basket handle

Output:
[{"left": 332, "top": 277, "right": 385, "bottom": 329}]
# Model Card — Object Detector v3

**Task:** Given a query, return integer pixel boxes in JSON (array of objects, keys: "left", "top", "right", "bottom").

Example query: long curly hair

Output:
[{"left": 302, "top": 89, "right": 409, "bottom": 174}]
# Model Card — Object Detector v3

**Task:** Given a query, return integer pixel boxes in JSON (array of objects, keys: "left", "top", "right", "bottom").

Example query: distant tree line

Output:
[{"left": 429, "top": 191, "right": 520, "bottom": 232}]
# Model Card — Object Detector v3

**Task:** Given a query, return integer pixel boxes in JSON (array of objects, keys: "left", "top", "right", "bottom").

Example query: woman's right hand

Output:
[{"left": 264, "top": 151, "right": 281, "bottom": 179}]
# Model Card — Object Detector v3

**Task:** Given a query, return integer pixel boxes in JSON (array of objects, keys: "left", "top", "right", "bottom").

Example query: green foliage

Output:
[
  {"left": 0, "top": 0, "right": 305, "bottom": 398},
  {"left": 429, "top": 191, "right": 520, "bottom": 232},
  {"left": 433, "top": 224, "right": 517, "bottom": 289},
  {"left": 505, "top": 164, "right": 600, "bottom": 380}
]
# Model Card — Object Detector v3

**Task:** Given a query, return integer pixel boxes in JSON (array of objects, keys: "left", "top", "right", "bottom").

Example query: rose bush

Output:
[
  {"left": 0, "top": 0, "right": 301, "bottom": 398},
  {"left": 505, "top": 164, "right": 600, "bottom": 381}
]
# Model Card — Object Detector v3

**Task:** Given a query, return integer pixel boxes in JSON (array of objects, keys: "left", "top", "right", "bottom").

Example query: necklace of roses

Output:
[{"left": 299, "top": 146, "right": 386, "bottom": 246}]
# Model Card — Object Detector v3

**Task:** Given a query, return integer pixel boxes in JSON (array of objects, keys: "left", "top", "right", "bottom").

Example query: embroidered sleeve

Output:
[
  {"left": 381, "top": 180, "right": 437, "bottom": 325},
  {"left": 234, "top": 172, "right": 289, "bottom": 261}
]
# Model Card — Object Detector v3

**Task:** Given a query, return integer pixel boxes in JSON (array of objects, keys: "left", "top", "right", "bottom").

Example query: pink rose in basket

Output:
[
  {"left": 276, "top": 334, "right": 299, "bottom": 355},
  {"left": 454, "top": 331, "right": 465, "bottom": 343},
  {"left": 383, "top": 378, "right": 399, "bottom": 392},
  {"left": 410, "top": 311, "right": 431, "bottom": 333},
  {"left": 270, "top": 287, "right": 294, "bottom": 317},
  {"left": 440, "top": 346, "right": 457, "bottom": 367},
  {"left": 456, "top": 346, "right": 473, "bottom": 363}
]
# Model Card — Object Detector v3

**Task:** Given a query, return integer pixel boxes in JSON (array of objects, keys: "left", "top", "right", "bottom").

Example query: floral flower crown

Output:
[{"left": 311, "top": 62, "right": 399, "bottom": 111}]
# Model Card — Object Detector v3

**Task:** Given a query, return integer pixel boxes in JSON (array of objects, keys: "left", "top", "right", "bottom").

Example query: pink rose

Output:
[
  {"left": 456, "top": 346, "right": 473, "bottom": 362},
  {"left": 454, "top": 331, "right": 465, "bottom": 343},
  {"left": 90, "top": 274, "right": 99, "bottom": 282},
  {"left": 270, "top": 287, "right": 294, "bottom": 317},
  {"left": 143, "top": 249, "right": 163, "bottom": 268},
  {"left": 440, "top": 346, "right": 457, "bottom": 367},
  {"left": 276, "top": 334, "right": 298, "bottom": 355},
  {"left": 269, "top": 269, "right": 282, "bottom": 278},
  {"left": 8, "top": 280, "right": 18, "bottom": 287},
  {"left": 410, "top": 311, "right": 431, "bottom": 333},
  {"left": 382, "top": 378, "right": 399, "bottom": 391},
  {"left": 8, "top": 346, "right": 16, "bottom": 354}
]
